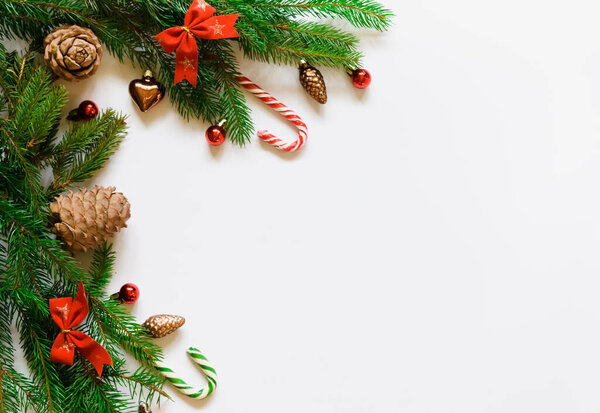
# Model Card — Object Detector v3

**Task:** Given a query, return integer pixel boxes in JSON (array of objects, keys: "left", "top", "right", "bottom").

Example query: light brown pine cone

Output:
[
  {"left": 143, "top": 315, "right": 185, "bottom": 338},
  {"left": 44, "top": 25, "right": 103, "bottom": 81},
  {"left": 50, "top": 186, "right": 130, "bottom": 252}
]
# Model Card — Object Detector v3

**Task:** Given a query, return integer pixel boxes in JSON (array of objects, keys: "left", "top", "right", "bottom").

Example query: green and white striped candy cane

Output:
[{"left": 155, "top": 347, "right": 217, "bottom": 399}]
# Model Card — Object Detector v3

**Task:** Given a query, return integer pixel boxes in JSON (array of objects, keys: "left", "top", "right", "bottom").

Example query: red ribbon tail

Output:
[
  {"left": 174, "top": 36, "right": 199, "bottom": 87},
  {"left": 50, "top": 332, "right": 75, "bottom": 366},
  {"left": 196, "top": 14, "right": 240, "bottom": 39},
  {"left": 70, "top": 331, "right": 113, "bottom": 377}
]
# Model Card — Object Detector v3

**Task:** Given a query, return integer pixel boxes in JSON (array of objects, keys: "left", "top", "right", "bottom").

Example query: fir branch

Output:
[
  {"left": 246, "top": 0, "right": 393, "bottom": 31},
  {"left": 0, "top": 50, "right": 55, "bottom": 217},
  {"left": 0, "top": 197, "right": 85, "bottom": 289},
  {"left": 14, "top": 304, "right": 62, "bottom": 413},
  {"left": 0, "top": 127, "right": 44, "bottom": 216},
  {"left": 118, "top": 373, "right": 170, "bottom": 400},
  {"left": 47, "top": 110, "right": 127, "bottom": 197},
  {"left": 91, "top": 298, "right": 161, "bottom": 366},
  {"left": 209, "top": 41, "right": 254, "bottom": 145},
  {"left": 0, "top": 367, "right": 38, "bottom": 413},
  {"left": 9, "top": 61, "right": 65, "bottom": 149},
  {"left": 270, "top": 21, "right": 358, "bottom": 46},
  {"left": 66, "top": 355, "right": 122, "bottom": 413},
  {"left": 31, "top": 332, "right": 54, "bottom": 413},
  {"left": 87, "top": 243, "right": 117, "bottom": 293}
]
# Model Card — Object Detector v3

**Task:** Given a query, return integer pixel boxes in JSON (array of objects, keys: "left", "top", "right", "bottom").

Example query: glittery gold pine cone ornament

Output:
[
  {"left": 299, "top": 61, "right": 327, "bottom": 104},
  {"left": 50, "top": 186, "right": 131, "bottom": 252},
  {"left": 143, "top": 315, "right": 185, "bottom": 338},
  {"left": 44, "top": 25, "right": 103, "bottom": 81}
]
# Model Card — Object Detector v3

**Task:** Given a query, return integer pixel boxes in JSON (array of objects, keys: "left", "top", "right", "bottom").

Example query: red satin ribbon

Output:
[
  {"left": 50, "top": 281, "right": 112, "bottom": 376},
  {"left": 155, "top": 0, "right": 240, "bottom": 87}
]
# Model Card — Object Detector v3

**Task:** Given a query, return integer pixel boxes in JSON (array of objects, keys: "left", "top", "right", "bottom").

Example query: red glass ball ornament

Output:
[
  {"left": 77, "top": 100, "right": 99, "bottom": 120},
  {"left": 206, "top": 124, "right": 226, "bottom": 146},
  {"left": 351, "top": 69, "right": 372, "bottom": 89},
  {"left": 119, "top": 283, "right": 139, "bottom": 304}
]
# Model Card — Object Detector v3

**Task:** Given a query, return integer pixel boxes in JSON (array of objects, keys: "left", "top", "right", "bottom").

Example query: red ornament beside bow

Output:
[
  {"left": 50, "top": 281, "right": 112, "bottom": 376},
  {"left": 155, "top": 0, "right": 240, "bottom": 87}
]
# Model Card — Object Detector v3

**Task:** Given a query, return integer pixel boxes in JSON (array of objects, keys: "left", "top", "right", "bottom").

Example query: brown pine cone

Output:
[
  {"left": 143, "top": 315, "right": 185, "bottom": 338},
  {"left": 299, "top": 61, "right": 327, "bottom": 104},
  {"left": 44, "top": 25, "right": 103, "bottom": 81},
  {"left": 50, "top": 186, "right": 130, "bottom": 252}
]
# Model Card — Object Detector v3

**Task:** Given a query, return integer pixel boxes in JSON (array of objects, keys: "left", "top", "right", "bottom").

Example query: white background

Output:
[{"left": 47, "top": 0, "right": 600, "bottom": 411}]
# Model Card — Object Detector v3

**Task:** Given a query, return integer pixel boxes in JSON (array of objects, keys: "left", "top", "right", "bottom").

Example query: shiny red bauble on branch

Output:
[
  {"left": 206, "top": 120, "right": 227, "bottom": 146},
  {"left": 350, "top": 68, "right": 372, "bottom": 89},
  {"left": 77, "top": 100, "right": 99, "bottom": 120},
  {"left": 118, "top": 283, "right": 139, "bottom": 304}
]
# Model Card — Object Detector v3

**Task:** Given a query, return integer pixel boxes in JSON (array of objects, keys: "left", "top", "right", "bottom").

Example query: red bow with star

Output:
[
  {"left": 49, "top": 281, "right": 112, "bottom": 376},
  {"left": 155, "top": 0, "right": 239, "bottom": 87}
]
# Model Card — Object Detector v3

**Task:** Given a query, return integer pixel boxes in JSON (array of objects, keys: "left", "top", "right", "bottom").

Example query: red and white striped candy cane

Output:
[{"left": 235, "top": 74, "right": 308, "bottom": 152}]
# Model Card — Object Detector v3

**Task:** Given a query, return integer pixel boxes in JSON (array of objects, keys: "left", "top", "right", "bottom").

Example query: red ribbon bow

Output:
[
  {"left": 155, "top": 0, "right": 240, "bottom": 87},
  {"left": 50, "top": 281, "right": 112, "bottom": 376}
]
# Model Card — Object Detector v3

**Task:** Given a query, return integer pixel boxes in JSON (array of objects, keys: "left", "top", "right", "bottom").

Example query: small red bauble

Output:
[
  {"left": 77, "top": 100, "right": 99, "bottom": 120},
  {"left": 206, "top": 124, "right": 226, "bottom": 146},
  {"left": 351, "top": 69, "right": 372, "bottom": 89},
  {"left": 118, "top": 283, "right": 139, "bottom": 304}
]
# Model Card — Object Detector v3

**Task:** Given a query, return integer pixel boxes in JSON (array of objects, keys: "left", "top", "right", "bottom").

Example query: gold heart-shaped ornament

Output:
[{"left": 128, "top": 71, "right": 164, "bottom": 112}]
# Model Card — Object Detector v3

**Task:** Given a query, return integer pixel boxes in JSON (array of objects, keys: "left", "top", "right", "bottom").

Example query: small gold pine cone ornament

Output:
[
  {"left": 299, "top": 60, "right": 327, "bottom": 104},
  {"left": 50, "top": 186, "right": 131, "bottom": 252},
  {"left": 44, "top": 25, "right": 103, "bottom": 81},
  {"left": 143, "top": 315, "right": 185, "bottom": 338}
]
